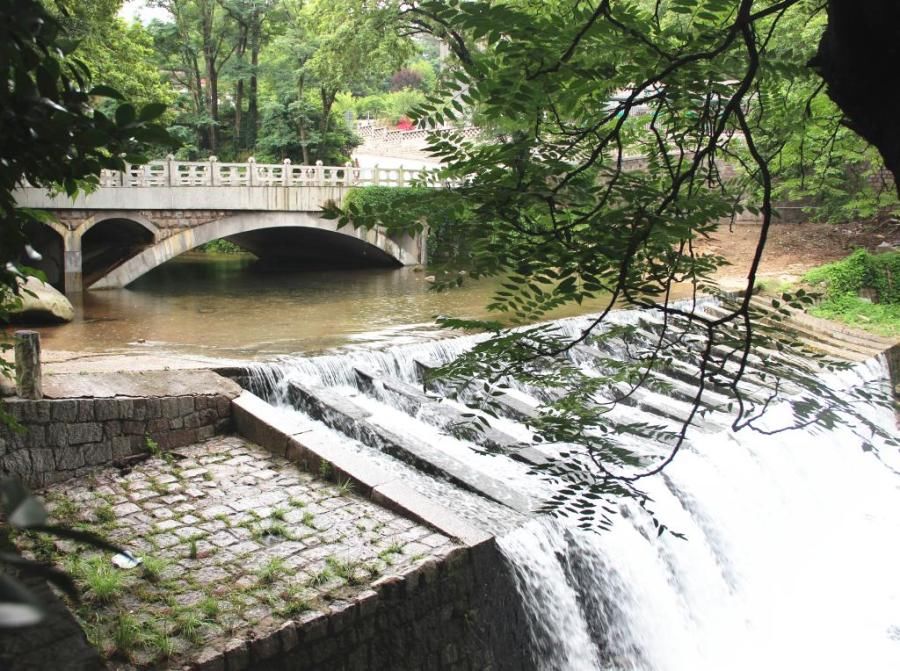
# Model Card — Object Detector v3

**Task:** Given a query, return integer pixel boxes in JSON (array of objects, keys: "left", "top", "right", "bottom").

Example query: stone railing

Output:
[
  {"left": 356, "top": 124, "right": 480, "bottom": 144},
  {"left": 95, "top": 157, "right": 435, "bottom": 188}
]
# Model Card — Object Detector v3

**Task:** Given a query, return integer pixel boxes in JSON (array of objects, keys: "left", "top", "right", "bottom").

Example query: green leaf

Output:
[
  {"left": 88, "top": 85, "right": 123, "bottom": 100},
  {"left": 0, "top": 478, "right": 48, "bottom": 529}
]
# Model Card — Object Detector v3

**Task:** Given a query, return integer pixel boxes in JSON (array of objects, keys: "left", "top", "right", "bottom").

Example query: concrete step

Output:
[{"left": 287, "top": 381, "right": 535, "bottom": 514}]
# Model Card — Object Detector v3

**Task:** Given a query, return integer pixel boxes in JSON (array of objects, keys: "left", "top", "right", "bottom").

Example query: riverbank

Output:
[{"left": 2, "top": 220, "right": 897, "bottom": 376}]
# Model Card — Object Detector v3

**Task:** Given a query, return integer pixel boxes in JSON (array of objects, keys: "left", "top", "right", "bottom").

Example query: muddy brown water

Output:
[{"left": 29, "top": 253, "right": 626, "bottom": 359}]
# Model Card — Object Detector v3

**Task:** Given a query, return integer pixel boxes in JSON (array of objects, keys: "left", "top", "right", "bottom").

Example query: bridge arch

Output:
[
  {"left": 81, "top": 215, "right": 157, "bottom": 288},
  {"left": 88, "top": 211, "right": 407, "bottom": 289},
  {"left": 74, "top": 211, "right": 160, "bottom": 240}
]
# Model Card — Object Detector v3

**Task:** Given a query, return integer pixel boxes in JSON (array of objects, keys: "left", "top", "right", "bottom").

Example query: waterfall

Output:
[{"left": 246, "top": 304, "right": 900, "bottom": 670}]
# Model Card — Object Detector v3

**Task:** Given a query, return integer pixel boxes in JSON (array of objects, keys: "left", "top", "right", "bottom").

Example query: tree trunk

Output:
[
  {"left": 234, "top": 26, "right": 248, "bottom": 152},
  {"left": 200, "top": 1, "right": 219, "bottom": 154},
  {"left": 813, "top": 0, "right": 900, "bottom": 195},
  {"left": 299, "top": 123, "right": 311, "bottom": 165},
  {"left": 317, "top": 87, "right": 337, "bottom": 163},
  {"left": 249, "top": 32, "right": 261, "bottom": 148}
]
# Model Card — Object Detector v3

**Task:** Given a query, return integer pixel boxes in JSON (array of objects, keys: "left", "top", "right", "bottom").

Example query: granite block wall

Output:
[{"left": 0, "top": 394, "right": 233, "bottom": 488}]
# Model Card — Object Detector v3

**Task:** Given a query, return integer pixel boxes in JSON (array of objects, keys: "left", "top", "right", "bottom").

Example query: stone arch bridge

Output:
[{"left": 14, "top": 158, "right": 429, "bottom": 293}]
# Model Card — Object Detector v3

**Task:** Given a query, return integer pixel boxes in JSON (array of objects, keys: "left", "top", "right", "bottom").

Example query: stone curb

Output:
[{"left": 231, "top": 390, "right": 492, "bottom": 549}]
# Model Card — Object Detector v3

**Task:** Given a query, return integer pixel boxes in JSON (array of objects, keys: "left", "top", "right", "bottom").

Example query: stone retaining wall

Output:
[
  {"left": 244, "top": 542, "right": 534, "bottom": 671},
  {"left": 0, "top": 394, "right": 233, "bottom": 488}
]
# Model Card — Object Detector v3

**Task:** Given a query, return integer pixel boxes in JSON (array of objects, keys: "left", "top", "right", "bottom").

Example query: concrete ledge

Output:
[{"left": 231, "top": 390, "right": 492, "bottom": 548}]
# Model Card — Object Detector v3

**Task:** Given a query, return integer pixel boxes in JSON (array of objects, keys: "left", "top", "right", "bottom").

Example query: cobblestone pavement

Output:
[{"left": 24, "top": 435, "right": 459, "bottom": 669}]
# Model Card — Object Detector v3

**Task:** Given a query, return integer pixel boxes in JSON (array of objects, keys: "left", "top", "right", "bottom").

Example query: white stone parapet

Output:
[{"left": 86, "top": 157, "right": 435, "bottom": 189}]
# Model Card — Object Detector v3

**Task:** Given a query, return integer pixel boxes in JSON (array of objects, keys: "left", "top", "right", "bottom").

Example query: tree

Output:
[
  {"left": 45, "top": 0, "right": 177, "bottom": 111},
  {"left": 327, "top": 0, "right": 899, "bottom": 527},
  {"left": 150, "top": 0, "right": 240, "bottom": 153},
  {"left": 0, "top": 0, "right": 173, "bottom": 624},
  {"left": 298, "top": 0, "right": 414, "bottom": 159},
  {"left": 220, "top": 0, "right": 278, "bottom": 151}
]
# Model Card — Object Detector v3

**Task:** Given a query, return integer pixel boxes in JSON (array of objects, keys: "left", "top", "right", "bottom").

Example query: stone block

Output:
[
  {"left": 122, "top": 420, "right": 145, "bottom": 436},
  {"left": 216, "top": 396, "right": 231, "bottom": 417},
  {"left": 25, "top": 425, "right": 45, "bottom": 449},
  {"left": 145, "top": 397, "right": 162, "bottom": 419},
  {"left": 21, "top": 402, "right": 51, "bottom": 424},
  {"left": 223, "top": 638, "right": 249, "bottom": 671},
  {"left": 46, "top": 423, "right": 68, "bottom": 448},
  {"left": 132, "top": 399, "right": 149, "bottom": 421},
  {"left": 278, "top": 621, "right": 299, "bottom": 652},
  {"left": 29, "top": 448, "right": 56, "bottom": 475},
  {"left": 161, "top": 397, "right": 181, "bottom": 419},
  {"left": 112, "top": 436, "right": 134, "bottom": 459},
  {"left": 76, "top": 400, "right": 95, "bottom": 422},
  {"left": 55, "top": 446, "right": 85, "bottom": 471},
  {"left": 147, "top": 418, "right": 168, "bottom": 434},
  {"left": 49, "top": 400, "right": 78, "bottom": 423},
  {"left": 169, "top": 417, "right": 184, "bottom": 430},
  {"left": 82, "top": 443, "right": 113, "bottom": 466},
  {"left": 296, "top": 611, "right": 328, "bottom": 644},
  {"left": 197, "top": 425, "right": 216, "bottom": 441},
  {"left": 0, "top": 449, "right": 33, "bottom": 479},
  {"left": 327, "top": 600, "right": 356, "bottom": 634},
  {"left": 118, "top": 398, "right": 136, "bottom": 419},
  {"left": 354, "top": 590, "right": 379, "bottom": 619},
  {"left": 103, "top": 422, "right": 122, "bottom": 439},
  {"left": 68, "top": 423, "right": 103, "bottom": 445},
  {"left": 93, "top": 399, "right": 119, "bottom": 421},
  {"left": 250, "top": 630, "right": 281, "bottom": 662},
  {"left": 193, "top": 647, "right": 225, "bottom": 671},
  {"left": 178, "top": 396, "right": 195, "bottom": 417}
]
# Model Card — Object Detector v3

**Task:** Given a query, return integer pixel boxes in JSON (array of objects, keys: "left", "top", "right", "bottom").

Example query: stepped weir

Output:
[{"left": 235, "top": 298, "right": 899, "bottom": 671}]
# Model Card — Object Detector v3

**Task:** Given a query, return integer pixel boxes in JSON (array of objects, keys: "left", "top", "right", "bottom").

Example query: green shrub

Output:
[
  {"left": 200, "top": 239, "right": 244, "bottom": 255},
  {"left": 804, "top": 248, "right": 899, "bottom": 304},
  {"left": 342, "top": 187, "right": 476, "bottom": 268}
]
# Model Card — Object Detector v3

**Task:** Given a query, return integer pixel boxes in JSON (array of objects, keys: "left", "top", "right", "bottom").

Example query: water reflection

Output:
[{"left": 34, "top": 254, "right": 614, "bottom": 358}]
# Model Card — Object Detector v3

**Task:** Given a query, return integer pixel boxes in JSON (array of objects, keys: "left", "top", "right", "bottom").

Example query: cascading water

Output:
[{"left": 246, "top": 303, "right": 900, "bottom": 671}]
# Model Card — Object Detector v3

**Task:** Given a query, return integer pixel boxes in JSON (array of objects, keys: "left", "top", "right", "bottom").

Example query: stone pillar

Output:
[
  {"left": 63, "top": 232, "right": 82, "bottom": 294},
  {"left": 14, "top": 331, "right": 42, "bottom": 400}
]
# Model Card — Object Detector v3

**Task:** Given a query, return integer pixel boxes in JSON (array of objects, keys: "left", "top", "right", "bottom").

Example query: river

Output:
[{"left": 33, "top": 253, "right": 619, "bottom": 359}]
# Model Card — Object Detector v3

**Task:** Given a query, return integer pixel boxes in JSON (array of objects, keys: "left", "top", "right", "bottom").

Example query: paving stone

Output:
[{"left": 30, "top": 434, "right": 459, "bottom": 671}]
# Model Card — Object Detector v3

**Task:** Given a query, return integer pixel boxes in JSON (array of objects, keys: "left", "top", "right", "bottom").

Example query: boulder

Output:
[{"left": 6, "top": 276, "right": 74, "bottom": 324}]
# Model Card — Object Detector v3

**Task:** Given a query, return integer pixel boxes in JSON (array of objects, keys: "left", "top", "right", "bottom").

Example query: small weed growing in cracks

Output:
[
  {"left": 199, "top": 595, "right": 220, "bottom": 620},
  {"left": 141, "top": 556, "right": 169, "bottom": 583},
  {"left": 257, "top": 558, "right": 286, "bottom": 585},
  {"left": 307, "top": 567, "right": 332, "bottom": 588},
  {"left": 337, "top": 478, "right": 354, "bottom": 496},
  {"left": 94, "top": 503, "right": 115, "bottom": 526},
  {"left": 112, "top": 612, "right": 140, "bottom": 656}
]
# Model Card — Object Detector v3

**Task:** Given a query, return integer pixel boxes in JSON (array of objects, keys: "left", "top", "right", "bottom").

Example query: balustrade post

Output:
[
  {"left": 121, "top": 162, "right": 130, "bottom": 187},
  {"left": 315, "top": 160, "right": 324, "bottom": 185},
  {"left": 14, "top": 331, "right": 42, "bottom": 400},
  {"left": 344, "top": 162, "right": 354, "bottom": 186},
  {"left": 283, "top": 158, "right": 292, "bottom": 186},
  {"left": 166, "top": 154, "right": 176, "bottom": 186},
  {"left": 397, "top": 165, "right": 406, "bottom": 187},
  {"left": 372, "top": 164, "right": 380, "bottom": 186},
  {"left": 248, "top": 157, "right": 257, "bottom": 186},
  {"left": 209, "top": 156, "right": 218, "bottom": 186}
]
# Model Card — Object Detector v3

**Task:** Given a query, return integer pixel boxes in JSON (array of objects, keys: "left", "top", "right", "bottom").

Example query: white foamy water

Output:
[
  {"left": 498, "top": 358, "right": 900, "bottom": 671},
  {"left": 250, "top": 305, "right": 899, "bottom": 671}
]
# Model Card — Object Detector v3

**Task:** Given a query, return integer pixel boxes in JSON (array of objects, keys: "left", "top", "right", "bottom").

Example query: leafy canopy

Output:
[{"left": 326, "top": 0, "right": 899, "bottom": 527}]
